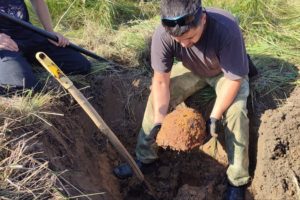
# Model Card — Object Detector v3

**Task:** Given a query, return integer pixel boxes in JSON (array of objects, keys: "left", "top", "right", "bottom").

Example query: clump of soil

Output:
[{"left": 156, "top": 107, "right": 207, "bottom": 151}]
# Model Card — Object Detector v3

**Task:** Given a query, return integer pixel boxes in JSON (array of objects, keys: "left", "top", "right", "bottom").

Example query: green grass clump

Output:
[
  {"left": 0, "top": 90, "right": 54, "bottom": 117},
  {"left": 28, "top": 0, "right": 159, "bottom": 29},
  {"left": 72, "top": 17, "right": 159, "bottom": 68}
]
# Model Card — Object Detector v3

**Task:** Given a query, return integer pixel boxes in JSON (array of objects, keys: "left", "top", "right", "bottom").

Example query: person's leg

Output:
[
  {"left": 35, "top": 42, "right": 91, "bottom": 75},
  {"left": 136, "top": 63, "right": 208, "bottom": 163},
  {"left": 0, "top": 50, "right": 37, "bottom": 89},
  {"left": 207, "top": 75, "right": 250, "bottom": 186}
]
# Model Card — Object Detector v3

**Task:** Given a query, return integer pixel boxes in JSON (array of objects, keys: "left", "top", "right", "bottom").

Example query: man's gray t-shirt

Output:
[{"left": 151, "top": 8, "right": 249, "bottom": 80}]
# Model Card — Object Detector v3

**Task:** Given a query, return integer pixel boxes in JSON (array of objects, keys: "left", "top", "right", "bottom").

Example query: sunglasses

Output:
[{"left": 161, "top": 7, "right": 202, "bottom": 27}]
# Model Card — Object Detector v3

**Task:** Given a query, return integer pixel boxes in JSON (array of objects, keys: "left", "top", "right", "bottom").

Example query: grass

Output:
[
  {"left": 27, "top": 0, "right": 160, "bottom": 30},
  {"left": 1, "top": 90, "right": 52, "bottom": 115},
  {"left": 0, "top": 90, "right": 62, "bottom": 199},
  {"left": 75, "top": 17, "right": 159, "bottom": 68}
]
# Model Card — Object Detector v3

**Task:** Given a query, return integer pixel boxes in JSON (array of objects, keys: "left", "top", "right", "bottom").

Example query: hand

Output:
[
  {"left": 0, "top": 33, "right": 19, "bottom": 51},
  {"left": 206, "top": 117, "right": 221, "bottom": 138},
  {"left": 48, "top": 32, "right": 70, "bottom": 47},
  {"left": 150, "top": 124, "right": 162, "bottom": 138},
  {"left": 145, "top": 123, "right": 162, "bottom": 144}
]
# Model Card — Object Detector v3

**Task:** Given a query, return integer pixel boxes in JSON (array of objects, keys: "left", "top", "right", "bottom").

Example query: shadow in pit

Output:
[
  {"left": 123, "top": 149, "right": 254, "bottom": 200},
  {"left": 186, "top": 54, "right": 298, "bottom": 197},
  {"left": 245, "top": 55, "right": 297, "bottom": 178}
]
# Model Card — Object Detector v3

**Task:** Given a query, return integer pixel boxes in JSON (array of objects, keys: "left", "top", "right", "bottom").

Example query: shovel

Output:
[{"left": 35, "top": 52, "right": 157, "bottom": 199}]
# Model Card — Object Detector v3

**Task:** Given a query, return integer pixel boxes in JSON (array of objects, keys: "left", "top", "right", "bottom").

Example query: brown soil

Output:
[
  {"left": 28, "top": 64, "right": 299, "bottom": 199},
  {"left": 156, "top": 107, "right": 207, "bottom": 151},
  {"left": 250, "top": 86, "right": 300, "bottom": 199}
]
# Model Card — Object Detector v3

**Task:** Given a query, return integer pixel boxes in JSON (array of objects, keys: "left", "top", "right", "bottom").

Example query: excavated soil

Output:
[
  {"left": 250, "top": 86, "right": 300, "bottom": 199},
  {"left": 32, "top": 63, "right": 299, "bottom": 199},
  {"left": 156, "top": 107, "right": 207, "bottom": 151}
]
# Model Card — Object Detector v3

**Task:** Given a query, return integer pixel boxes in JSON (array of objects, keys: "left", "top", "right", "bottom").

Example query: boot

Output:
[
  {"left": 113, "top": 160, "right": 156, "bottom": 179},
  {"left": 224, "top": 183, "right": 246, "bottom": 200}
]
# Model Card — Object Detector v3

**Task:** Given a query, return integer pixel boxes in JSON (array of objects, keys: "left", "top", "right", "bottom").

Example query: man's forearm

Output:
[
  {"left": 210, "top": 78, "right": 242, "bottom": 120},
  {"left": 152, "top": 73, "right": 171, "bottom": 124},
  {"left": 30, "top": 0, "right": 53, "bottom": 31}
]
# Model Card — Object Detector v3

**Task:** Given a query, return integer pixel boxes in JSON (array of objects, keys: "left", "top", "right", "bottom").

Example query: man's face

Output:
[{"left": 172, "top": 14, "right": 206, "bottom": 48}]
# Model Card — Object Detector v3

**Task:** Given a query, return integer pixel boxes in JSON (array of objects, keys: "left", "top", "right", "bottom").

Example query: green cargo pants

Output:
[{"left": 135, "top": 63, "right": 250, "bottom": 186}]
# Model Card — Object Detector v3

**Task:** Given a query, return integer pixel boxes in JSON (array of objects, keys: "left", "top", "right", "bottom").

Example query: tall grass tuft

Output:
[
  {"left": 27, "top": 0, "right": 159, "bottom": 29},
  {"left": 75, "top": 17, "right": 159, "bottom": 68},
  {"left": 0, "top": 132, "right": 62, "bottom": 199},
  {"left": 0, "top": 90, "right": 64, "bottom": 199}
]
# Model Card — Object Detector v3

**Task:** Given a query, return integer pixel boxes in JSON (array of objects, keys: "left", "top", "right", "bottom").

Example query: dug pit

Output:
[{"left": 24, "top": 65, "right": 299, "bottom": 200}]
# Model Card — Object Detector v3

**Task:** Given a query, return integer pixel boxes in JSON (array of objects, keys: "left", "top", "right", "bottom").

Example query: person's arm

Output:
[
  {"left": 152, "top": 71, "right": 171, "bottom": 124},
  {"left": 210, "top": 78, "right": 242, "bottom": 120},
  {"left": 30, "top": 0, "right": 69, "bottom": 47}
]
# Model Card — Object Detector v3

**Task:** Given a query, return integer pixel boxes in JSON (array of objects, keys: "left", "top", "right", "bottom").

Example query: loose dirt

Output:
[
  {"left": 250, "top": 86, "right": 300, "bottom": 200},
  {"left": 28, "top": 64, "right": 299, "bottom": 199}
]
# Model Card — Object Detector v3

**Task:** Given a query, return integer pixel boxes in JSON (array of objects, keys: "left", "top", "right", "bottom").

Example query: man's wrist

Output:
[
  {"left": 153, "top": 122, "right": 162, "bottom": 127},
  {"left": 209, "top": 117, "right": 218, "bottom": 123},
  {"left": 209, "top": 113, "right": 222, "bottom": 120},
  {"left": 206, "top": 117, "right": 222, "bottom": 137}
]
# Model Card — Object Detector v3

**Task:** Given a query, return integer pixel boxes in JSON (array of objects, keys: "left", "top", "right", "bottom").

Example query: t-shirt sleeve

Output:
[
  {"left": 151, "top": 26, "right": 174, "bottom": 73},
  {"left": 219, "top": 31, "right": 249, "bottom": 80}
]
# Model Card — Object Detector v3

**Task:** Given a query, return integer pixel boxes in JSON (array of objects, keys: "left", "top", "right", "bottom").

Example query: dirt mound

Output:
[
  {"left": 250, "top": 86, "right": 300, "bottom": 199},
  {"left": 156, "top": 107, "right": 207, "bottom": 151}
]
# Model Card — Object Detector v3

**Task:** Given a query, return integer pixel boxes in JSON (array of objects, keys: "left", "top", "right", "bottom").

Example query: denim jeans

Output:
[{"left": 0, "top": 32, "right": 91, "bottom": 89}]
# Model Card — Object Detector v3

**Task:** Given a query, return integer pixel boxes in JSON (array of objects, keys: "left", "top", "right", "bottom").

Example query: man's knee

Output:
[
  {"left": 225, "top": 100, "right": 249, "bottom": 146},
  {"left": 226, "top": 100, "right": 248, "bottom": 119}
]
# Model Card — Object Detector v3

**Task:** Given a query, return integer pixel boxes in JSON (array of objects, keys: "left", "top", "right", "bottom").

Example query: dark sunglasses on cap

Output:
[{"left": 161, "top": 7, "right": 203, "bottom": 27}]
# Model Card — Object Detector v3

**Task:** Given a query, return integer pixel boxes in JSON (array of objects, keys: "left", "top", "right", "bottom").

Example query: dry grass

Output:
[
  {"left": 0, "top": 89, "right": 106, "bottom": 199},
  {"left": 0, "top": 86, "right": 63, "bottom": 199},
  {"left": 0, "top": 113, "right": 63, "bottom": 199},
  {"left": 72, "top": 17, "right": 159, "bottom": 69}
]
